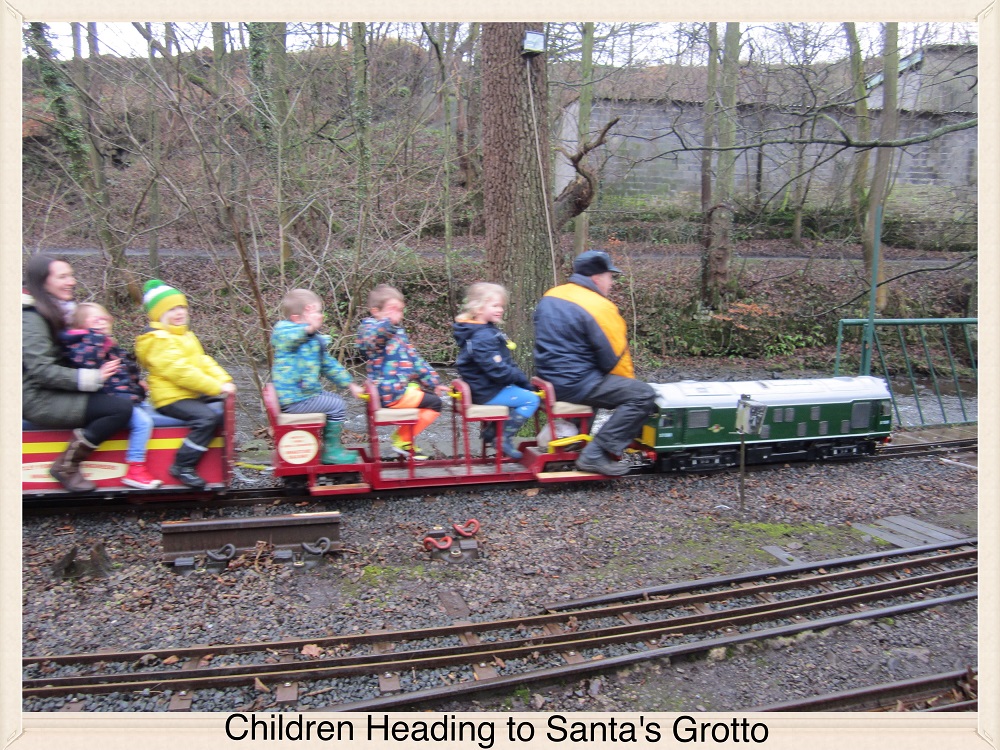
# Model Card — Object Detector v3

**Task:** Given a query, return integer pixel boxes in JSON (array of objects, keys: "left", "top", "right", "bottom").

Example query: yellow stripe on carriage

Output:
[{"left": 22, "top": 437, "right": 224, "bottom": 454}]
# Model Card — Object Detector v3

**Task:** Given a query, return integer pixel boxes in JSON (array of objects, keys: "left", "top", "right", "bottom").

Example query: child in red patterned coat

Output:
[{"left": 355, "top": 284, "right": 450, "bottom": 460}]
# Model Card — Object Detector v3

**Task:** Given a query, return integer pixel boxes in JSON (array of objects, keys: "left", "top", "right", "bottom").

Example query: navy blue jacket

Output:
[
  {"left": 452, "top": 320, "right": 531, "bottom": 404},
  {"left": 532, "top": 274, "right": 634, "bottom": 403}
]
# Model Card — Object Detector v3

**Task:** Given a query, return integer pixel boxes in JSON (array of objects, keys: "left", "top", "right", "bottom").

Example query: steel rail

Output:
[
  {"left": 544, "top": 538, "right": 977, "bottom": 611},
  {"left": 752, "top": 668, "right": 977, "bottom": 712},
  {"left": 25, "top": 545, "right": 975, "bottom": 668},
  {"left": 321, "top": 592, "right": 976, "bottom": 712},
  {"left": 23, "top": 566, "right": 976, "bottom": 698}
]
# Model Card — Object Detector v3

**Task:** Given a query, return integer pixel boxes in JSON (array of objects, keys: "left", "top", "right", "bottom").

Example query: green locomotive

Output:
[{"left": 639, "top": 376, "right": 893, "bottom": 471}]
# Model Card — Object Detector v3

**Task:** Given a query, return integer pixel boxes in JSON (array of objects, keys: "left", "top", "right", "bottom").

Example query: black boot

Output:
[
  {"left": 480, "top": 423, "right": 496, "bottom": 448},
  {"left": 574, "top": 441, "right": 630, "bottom": 476},
  {"left": 169, "top": 442, "right": 208, "bottom": 489}
]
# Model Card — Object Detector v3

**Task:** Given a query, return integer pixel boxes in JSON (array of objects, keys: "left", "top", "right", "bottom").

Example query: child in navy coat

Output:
[
  {"left": 60, "top": 302, "right": 161, "bottom": 488},
  {"left": 452, "top": 283, "right": 539, "bottom": 460}
]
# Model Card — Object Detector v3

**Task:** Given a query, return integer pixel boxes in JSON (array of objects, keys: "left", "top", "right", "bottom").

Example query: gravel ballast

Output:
[{"left": 22, "top": 447, "right": 977, "bottom": 712}]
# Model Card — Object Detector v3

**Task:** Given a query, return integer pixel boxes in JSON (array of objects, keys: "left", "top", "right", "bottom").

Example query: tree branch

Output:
[
  {"left": 553, "top": 116, "right": 620, "bottom": 230},
  {"left": 637, "top": 117, "right": 977, "bottom": 162}
]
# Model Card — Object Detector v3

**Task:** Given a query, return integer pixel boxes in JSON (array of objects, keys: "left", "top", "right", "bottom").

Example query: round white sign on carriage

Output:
[{"left": 277, "top": 430, "right": 320, "bottom": 465}]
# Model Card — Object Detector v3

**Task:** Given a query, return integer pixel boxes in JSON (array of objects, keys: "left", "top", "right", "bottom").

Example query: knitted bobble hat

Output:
[{"left": 143, "top": 279, "right": 187, "bottom": 322}]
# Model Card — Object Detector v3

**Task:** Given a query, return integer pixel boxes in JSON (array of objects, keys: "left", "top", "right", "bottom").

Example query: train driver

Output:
[{"left": 533, "top": 250, "right": 657, "bottom": 476}]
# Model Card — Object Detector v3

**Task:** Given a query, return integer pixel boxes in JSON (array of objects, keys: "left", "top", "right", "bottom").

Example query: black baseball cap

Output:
[{"left": 573, "top": 249, "right": 623, "bottom": 276}]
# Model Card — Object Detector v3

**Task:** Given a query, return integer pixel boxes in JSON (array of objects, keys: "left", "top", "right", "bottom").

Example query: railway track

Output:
[
  {"left": 753, "top": 668, "right": 977, "bottom": 711},
  {"left": 22, "top": 436, "right": 977, "bottom": 516},
  {"left": 23, "top": 540, "right": 977, "bottom": 712},
  {"left": 875, "top": 437, "right": 977, "bottom": 460}
]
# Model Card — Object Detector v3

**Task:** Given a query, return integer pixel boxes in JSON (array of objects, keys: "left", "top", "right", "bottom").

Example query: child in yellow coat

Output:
[{"left": 135, "top": 279, "right": 235, "bottom": 488}]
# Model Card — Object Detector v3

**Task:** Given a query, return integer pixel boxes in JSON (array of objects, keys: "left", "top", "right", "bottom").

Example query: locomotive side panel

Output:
[{"left": 641, "top": 377, "right": 893, "bottom": 471}]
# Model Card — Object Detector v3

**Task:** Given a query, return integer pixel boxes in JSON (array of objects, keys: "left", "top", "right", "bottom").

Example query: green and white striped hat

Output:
[{"left": 143, "top": 279, "right": 187, "bottom": 322}]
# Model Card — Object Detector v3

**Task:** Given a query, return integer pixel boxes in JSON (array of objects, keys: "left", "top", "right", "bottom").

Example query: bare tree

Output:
[
  {"left": 25, "top": 22, "right": 141, "bottom": 304},
  {"left": 481, "top": 22, "right": 555, "bottom": 364},
  {"left": 701, "top": 22, "right": 740, "bottom": 310},
  {"left": 864, "top": 23, "right": 899, "bottom": 311},
  {"left": 572, "top": 22, "right": 596, "bottom": 256}
]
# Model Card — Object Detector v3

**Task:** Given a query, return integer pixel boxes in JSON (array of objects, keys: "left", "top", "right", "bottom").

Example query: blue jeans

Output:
[
  {"left": 485, "top": 385, "right": 540, "bottom": 422},
  {"left": 126, "top": 402, "right": 155, "bottom": 463}
]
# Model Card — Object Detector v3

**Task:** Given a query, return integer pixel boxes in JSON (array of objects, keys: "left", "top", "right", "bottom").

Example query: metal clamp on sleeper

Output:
[
  {"left": 423, "top": 535, "right": 453, "bottom": 551},
  {"left": 205, "top": 543, "right": 236, "bottom": 562},
  {"left": 452, "top": 519, "right": 480, "bottom": 537},
  {"left": 302, "top": 537, "right": 331, "bottom": 555}
]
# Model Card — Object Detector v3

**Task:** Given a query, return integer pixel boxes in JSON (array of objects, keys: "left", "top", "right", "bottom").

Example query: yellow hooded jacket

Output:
[{"left": 135, "top": 322, "right": 232, "bottom": 409}]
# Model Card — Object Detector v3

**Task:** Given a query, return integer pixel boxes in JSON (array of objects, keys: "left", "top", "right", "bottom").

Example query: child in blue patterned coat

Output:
[{"left": 271, "top": 289, "right": 363, "bottom": 464}]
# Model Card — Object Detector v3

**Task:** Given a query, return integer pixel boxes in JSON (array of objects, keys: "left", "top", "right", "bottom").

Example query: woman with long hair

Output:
[{"left": 22, "top": 254, "right": 133, "bottom": 492}]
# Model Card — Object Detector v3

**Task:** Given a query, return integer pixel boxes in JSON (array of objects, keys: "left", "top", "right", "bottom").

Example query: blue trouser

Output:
[
  {"left": 484, "top": 385, "right": 540, "bottom": 422},
  {"left": 125, "top": 402, "right": 155, "bottom": 463}
]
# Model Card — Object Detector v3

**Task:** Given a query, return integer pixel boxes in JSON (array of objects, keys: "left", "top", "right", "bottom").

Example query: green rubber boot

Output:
[{"left": 321, "top": 421, "right": 358, "bottom": 464}]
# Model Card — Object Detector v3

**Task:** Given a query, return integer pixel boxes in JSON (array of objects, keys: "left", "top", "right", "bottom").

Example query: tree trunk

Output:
[
  {"left": 211, "top": 22, "right": 235, "bottom": 232},
  {"left": 864, "top": 23, "right": 899, "bottom": 312},
  {"left": 423, "top": 23, "right": 458, "bottom": 313},
  {"left": 573, "top": 22, "right": 595, "bottom": 257},
  {"left": 791, "top": 125, "right": 807, "bottom": 246},
  {"left": 454, "top": 24, "right": 480, "bottom": 192},
  {"left": 702, "top": 22, "right": 739, "bottom": 310},
  {"left": 700, "top": 23, "right": 718, "bottom": 261},
  {"left": 350, "top": 22, "right": 373, "bottom": 300},
  {"left": 482, "top": 22, "right": 554, "bottom": 368},
  {"left": 146, "top": 23, "right": 161, "bottom": 275},
  {"left": 844, "top": 22, "right": 872, "bottom": 237},
  {"left": 248, "top": 22, "right": 294, "bottom": 272}
]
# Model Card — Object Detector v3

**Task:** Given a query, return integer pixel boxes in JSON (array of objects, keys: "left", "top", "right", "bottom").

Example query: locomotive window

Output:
[
  {"left": 819, "top": 421, "right": 828, "bottom": 435},
  {"left": 773, "top": 410, "right": 782, "bottom": 423},
  {"left": 840, "top": 420, "right": 850, "bottom": 433},
  {"left": 797, "top": 422, "right": 807, "bottom": 437},
  {"left": 881, "top": 402, "right": 892, "bottom": 417},
  {"left": 810, "top": 406, "right": 820, "bottom": 420},
  {"left": 687, "top": 410, "right": 711, "bottom": 429},
  {"left": 850, "top": 402, "right": 872, "bottom": 429},
  {"left": 784, "top": 407, "right": 794, "bottom": 422},
  {"left": 760, "top": 424, "right": 770, "bottom": 439},
  {"left": 659, "top": 412, "right": 676, "bottom": 429}
]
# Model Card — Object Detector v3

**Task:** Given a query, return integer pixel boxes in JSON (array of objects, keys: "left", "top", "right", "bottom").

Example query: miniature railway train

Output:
[{"left": 21, "top": 375, "right": 893, "bottom": 502}]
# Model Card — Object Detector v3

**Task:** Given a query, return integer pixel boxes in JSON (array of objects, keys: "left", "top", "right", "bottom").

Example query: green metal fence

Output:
[{"left": 834, "top": 318, "right": 978, "bottom": 429}]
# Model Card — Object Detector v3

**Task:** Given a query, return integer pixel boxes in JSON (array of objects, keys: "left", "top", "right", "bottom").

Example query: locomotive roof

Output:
[{"left": 649, "top": 376, "right": 891, "bottom": 409}]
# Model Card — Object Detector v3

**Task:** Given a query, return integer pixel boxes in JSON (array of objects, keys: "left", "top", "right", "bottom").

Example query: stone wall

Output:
[{"left": 556, "top": 99, "right": 978, "bottom": 215}]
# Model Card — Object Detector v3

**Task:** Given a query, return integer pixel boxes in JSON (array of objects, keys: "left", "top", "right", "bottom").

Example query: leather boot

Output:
[
  {"left": 501, "top": 415, "right": 527, "bottom": 460},
  {"left": 321, "top": 422, "right": 358, "bottom": 464},
  {"left": 49, "top": 429, "right": 98, "bottom": 492},
  {"left": 574, "top": 440, "right": 630, "bottom": 476}
]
